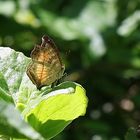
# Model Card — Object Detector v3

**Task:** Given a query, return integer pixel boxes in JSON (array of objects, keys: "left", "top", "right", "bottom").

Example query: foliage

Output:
[
  {"left": 0, "top": 47, "right": 87, "bottom": 139},
  {"left": 125, "top": 128, "right": 139, "bottom": 140},
  {"left": 0, "top": 0, "right": 140, "bottom": 139}
]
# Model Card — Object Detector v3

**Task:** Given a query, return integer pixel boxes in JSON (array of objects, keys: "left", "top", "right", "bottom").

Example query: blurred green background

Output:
[{"left": 0, "top": 0, "right": 140, "bottom": 140}]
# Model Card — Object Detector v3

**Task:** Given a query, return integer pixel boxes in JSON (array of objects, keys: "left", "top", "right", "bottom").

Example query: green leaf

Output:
[
  {"left": 125, "top": 128, "right": 139, "bottom": 140},
  {"left": 0, "top": 99, "right": 44, "bottom": 140},
  {"left": 0, "top": 72, "right": 13, "bottom": 103},
  {"left": 0, "top": 72, "right": 9, "bottom": 92},
  {"left": 23, "top": 81, "right": 88, "bottom": 139},
  {"left": 0, "top": 47, "right": 36, "bottom": 104},
  {"left": 0, "top": 47, "right": 28, "bottom": 94}
]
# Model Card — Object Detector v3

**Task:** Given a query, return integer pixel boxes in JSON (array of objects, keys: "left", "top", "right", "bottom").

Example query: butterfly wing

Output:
[{"left": 26, "top": 35, "right": 65, "bottom": 89}]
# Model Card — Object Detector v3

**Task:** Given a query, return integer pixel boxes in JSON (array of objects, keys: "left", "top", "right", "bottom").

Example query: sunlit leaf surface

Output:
[{"left": 0, "top": 47, "right": 88, "bottom": 139}]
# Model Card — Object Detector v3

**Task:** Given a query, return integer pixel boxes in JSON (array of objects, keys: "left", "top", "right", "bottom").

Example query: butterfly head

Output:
[{"left": 41, "top": 35, "right": 54, "bottom": 47}]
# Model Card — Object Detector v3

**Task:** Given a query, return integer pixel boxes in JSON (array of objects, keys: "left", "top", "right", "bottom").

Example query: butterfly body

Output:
[{"left": 26, "top": 35, "right": 65, "bottom": 89}]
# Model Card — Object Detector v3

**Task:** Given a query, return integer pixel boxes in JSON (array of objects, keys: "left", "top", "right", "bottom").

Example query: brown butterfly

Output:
[{"left": 26, "top": 35, "right": 65, "bottom": 89}]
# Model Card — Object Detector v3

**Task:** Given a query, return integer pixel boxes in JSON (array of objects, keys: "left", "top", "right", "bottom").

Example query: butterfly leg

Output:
[{"left": 51, "top": 80, "right": 58, "bottom": 88}]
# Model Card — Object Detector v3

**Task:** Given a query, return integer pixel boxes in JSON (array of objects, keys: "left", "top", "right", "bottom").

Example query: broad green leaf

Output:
[
  {"left": 24, "top": 81, "right": 88, "bottom": 139},
  {"left": 0, "top": 99, "right": 44, "bottom": 140},
  {"left": 0, "top": 47, "right": 37, "bottom": 104}
]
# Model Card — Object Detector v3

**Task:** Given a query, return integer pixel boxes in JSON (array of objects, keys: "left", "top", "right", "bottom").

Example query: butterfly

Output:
[{"left": 26, "top": 35, "right": 65, "bottom": 89}]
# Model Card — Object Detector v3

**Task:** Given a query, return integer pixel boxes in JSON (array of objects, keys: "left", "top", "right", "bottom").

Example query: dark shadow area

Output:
[{"left": 27, "top": 114, "right": 72, "bottom": 139}]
